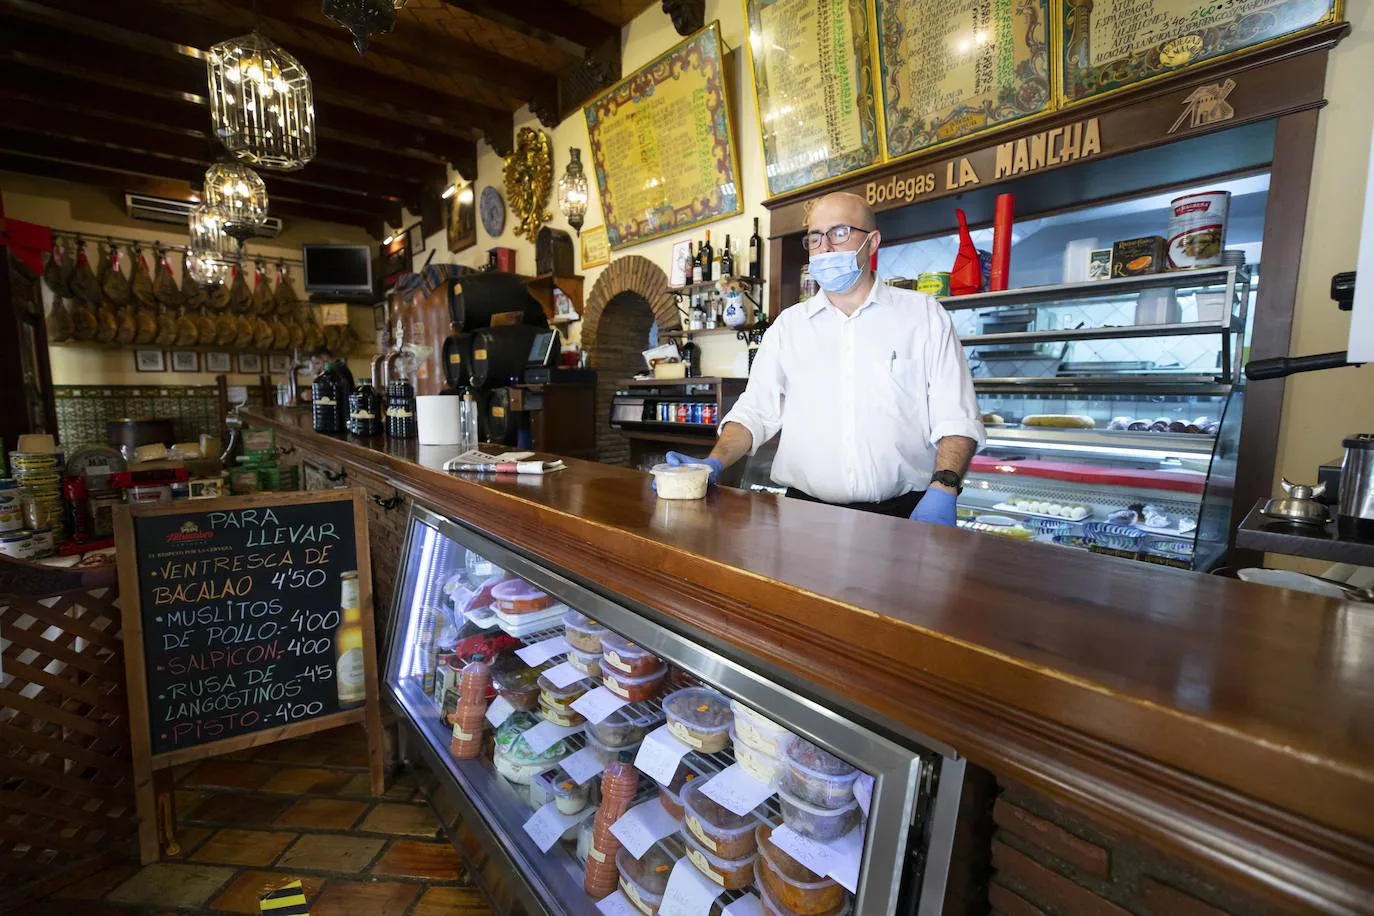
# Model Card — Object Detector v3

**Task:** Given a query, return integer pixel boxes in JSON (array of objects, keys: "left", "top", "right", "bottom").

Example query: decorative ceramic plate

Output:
[{"left": 480, "top": 185, "right": 505, "bottom": 237}]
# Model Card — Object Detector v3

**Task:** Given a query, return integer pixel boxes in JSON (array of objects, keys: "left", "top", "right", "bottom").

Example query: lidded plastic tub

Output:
[
  {"left": 567, "top": 646, "right": 603, "bottom": 678},
  {"left": 664, "top": 687, "right": 733, "bottom": 752},
  {"left": 658, "top": 782, "right": 685, "bottom": 820},
  {"left": 603, "top": 663, "right": 668, "bottom": 701},
  {"left": 756, "top": 824, "right": 850, "bottom": 915},
  {"left": 777, "top": 786, "right": 860, "bottom": 841},
  {"left": 563, "top": 609, "right": 608, "bottom": 653},
  {"left": 600, "top": 632, "right": 661, "bottom": 677},
  {"left": 755, "top": 856, "right": 852, "bottom": 916},
  {"left": 731, "top": 726, "right": 784, "bottom": 786},
  {"left": 616, "top": 844, "right": 675, "bottom": 914},
  {"left": 681, "top": 778, "right": 757, "bottom": 859},
  {"left": 730, "top": 699, "right": 792, "bottom": 757},
  {"left": 683, "top": 832, "right": 756, "bottom": 890},
  {"left": 584, "top": 729, "right": 640, "bottom": 767},
  {"left": 650, "top": 462, "right": 712, "bottom": 500},
  {"left": 781, "top": 738, "right": 860, "bottom": 810},
  {"left": 588, "top": 715, "right": 648, "bottom": 749}
]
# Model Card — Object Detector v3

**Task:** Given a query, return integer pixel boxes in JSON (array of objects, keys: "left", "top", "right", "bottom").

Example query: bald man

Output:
[{"left": 666, "top": 192, "right": 983, "bottom": 523}]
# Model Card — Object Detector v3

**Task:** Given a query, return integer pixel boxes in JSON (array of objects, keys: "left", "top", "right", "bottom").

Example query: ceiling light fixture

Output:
[
  {"left": 207, "top": 31, "right": 315, "bottom": 170},
  {"left": 557, "top": 147, "right": 589, "bottom": 235},
  {"left": 322, "top": 0, "right": 409, "bottom": 55},
  {"left": 187, "top": 204, "right": 243, "bottom": 287},
  {"left": 202, "top": 161, "right": 270, "bottom": 241}
]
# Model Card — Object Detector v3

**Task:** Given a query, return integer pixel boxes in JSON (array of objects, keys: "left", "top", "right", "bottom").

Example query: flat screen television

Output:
[{"left": 302, "top": 244, "right": 374, "bottom": 297}]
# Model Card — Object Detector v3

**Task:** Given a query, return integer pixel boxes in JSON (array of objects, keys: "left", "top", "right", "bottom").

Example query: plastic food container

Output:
[
  {"left": 755, "top": 855, "right": 851, "bottom": 916},
  {"left": 0, "top": 531, "right": 34, "bottom": 559},
  {"left": 617, "top": 845, "right": 675, "bottom": 915},
  {"left": 588, "top": 716, "right": 647, "bottom": 749},
  {"left": 538, "top": 674, "right": 589, "bottom": 712},
  {"left": 778, "top": 786, "right": 860, "bottom": 841},
  {"left": 659, "top": 782, "right": 685, "bottom": 820},
  {"left": 600, "top": 632, "right": 661, "bottom": 677},
  {"left": 585, "top": 729, "right": 640, "bottom": 768},
  {"left": 731, "top": 700, "right": 792, "bottom": 757},
  {"left": 603, "top": 663, "right": 668, "bottom": 702},
  {"left": 538, "top": 697, "right": 585, "bottom": 728},
  {"left": 650, "top": 462, "right": 712, "bottom": 500},
  {"left": 681, "top": 778, "right": 757, "bottom": 859},
  {"left": 781, "top": 738, "right": 860, "bottom": 810},
  {"left": 493, "top": 711, "right": 568, "bottom": 784},
  {"left": 553, "top": 775, "right": 589, "bottom": 815},
  {"left": 576, "top": 808, "right": 598, "bottom": 865},
  {"left": 757, "top": 824, "right": 849, "bottom": 915},
  {"left": 563, "top": 610, "right": 608, "bottom": 653},
  {"left": 567, "top": 646, "right": 603, "bottom": 678},
  {"left": 683, "top": 833, "right": 756, "bottom": 890},
  {"left": 493, "top": 665, "right": 541, "bottom": 710},
  {"left": 664, "top": 687, "right": 733, "bottom": 752},
  {"left": 491, "top": 578, "right": 555, "bottom": 615},
  {"left": 731, "top": 727, "right": 784, "bottom": 786}
]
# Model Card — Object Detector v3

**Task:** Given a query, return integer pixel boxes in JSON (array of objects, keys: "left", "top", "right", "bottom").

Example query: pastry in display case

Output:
[{"left": 384, "top": 504, "right": 965, "bottom": 915}]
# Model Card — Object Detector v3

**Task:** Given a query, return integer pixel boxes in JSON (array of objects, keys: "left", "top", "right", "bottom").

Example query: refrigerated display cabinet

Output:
[{"left": 384, "top": 503, "right": 966, "bottom": 916}]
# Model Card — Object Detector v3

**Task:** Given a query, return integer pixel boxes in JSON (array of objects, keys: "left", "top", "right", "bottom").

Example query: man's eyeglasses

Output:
[{"left": 802, "top": 224, "right": 872, "bottom": 251}]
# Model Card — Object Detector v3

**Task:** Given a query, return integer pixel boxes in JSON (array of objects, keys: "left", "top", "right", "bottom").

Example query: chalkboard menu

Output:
[{"left": 116, "top": 489, "right": 384, "bottom": 862}]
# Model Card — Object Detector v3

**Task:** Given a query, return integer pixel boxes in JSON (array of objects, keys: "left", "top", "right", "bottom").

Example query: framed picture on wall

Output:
[
  {"left": 267, "top": 353, "right": 292, "bottom": 374},
  {"left": 406, "top": 222, "right": 425, "bottom": 254},
  {"left": 447, "top": 183, "right": 477, "bottom": 253},
  {"left": 581, "top": 225, "right": 609, "bottom": 269},
  {"left": 170, "top": 351, "right": 199, "bottom": 372},
  {"left": 205, "top": 351, "right": 232, "bottom": 373},
  {"left": 669, "top": 239, "right": 691, "bottom": 287},
  {"left": 133, "top": 349, "right": 165, "bottom": 372},
  {"left": 238, "top": 352, "right": 263, "bottom": 374}
]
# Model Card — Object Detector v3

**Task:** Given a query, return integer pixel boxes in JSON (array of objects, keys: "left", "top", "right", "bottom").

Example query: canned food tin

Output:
[
  {"left": 703, "top": 404, "right": 717, "bottom": 425},
  {"left": 1168, "top": 191, "right": 1230, "bottom": 269},
  {"left": 676, "top": 404, "right": 689, "bottom": 423},
  {"left": 915, "top": 272, "right": 952, "bottom": 297},
  {"left": 658, "top": 402, "right": 670, "bottom": 423},
  {"left": 28, "top": 527, "right": 54, "bottom": 558},
  {"left": 690, "top": 403, "right": 702, "bottom": 424},
  {"left": 0, "top": 530, "right": 34, "bottom": 559}
]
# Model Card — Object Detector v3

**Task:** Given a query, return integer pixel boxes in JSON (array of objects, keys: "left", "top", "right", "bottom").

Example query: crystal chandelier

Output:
[
  {"left": 322, "top": 0, "right": 409, "bottom": 55},
  {"left": 206, "top": 31, "right": 315, "bottom": 169},
  {"left": 187, "top": 204, "right": 242, "bottom": 287},
  {"left": 557, "top": 147, "right": 589, "bottom": 235},
  {"left": 202, "top": 161, "right": 269, "bottom": 241}
]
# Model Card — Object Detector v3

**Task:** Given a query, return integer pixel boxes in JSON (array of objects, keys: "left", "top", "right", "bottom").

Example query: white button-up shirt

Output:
[{"left": 722, "top": 281, "right": 985, "bottom": 504}]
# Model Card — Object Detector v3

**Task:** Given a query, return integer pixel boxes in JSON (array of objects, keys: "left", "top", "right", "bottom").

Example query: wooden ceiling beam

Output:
[{"left": 436, "top": 0, "right": 618, "bottom": 53}]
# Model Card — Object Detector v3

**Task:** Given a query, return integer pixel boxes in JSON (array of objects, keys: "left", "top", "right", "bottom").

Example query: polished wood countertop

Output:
[{"left": 247, "top": 407, "right": 1374, "bottom": 911}]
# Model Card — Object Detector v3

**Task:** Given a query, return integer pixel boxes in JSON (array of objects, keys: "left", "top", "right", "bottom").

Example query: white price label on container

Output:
[
  {"left": 659, "top": 859, "right": 721, "bottom": 916},
  {"left": 485, "top": 695, "right": 516, "bottom": 728},
  {"left": 542, "top": 660, "right": 587, "bottom": 690},
  {"left": 516, "top": 636, "right": 569, "bottom": 666},
  {"left": 609, "top": 800, "right": 681, "bottom": 859},
  {"left": 522, "top": 719, "right": 584, "bottom": 755},
  {"left": 571, "top": 686, "right": 627, "bottom": 724},
  {"left": 596, "top": 890, "right": 641, "bottom": 916},
  {"left": 724, "top": 894, "right": 764, "bottom": 916},
  {"left": 560, "top": 746, "right": 605, "bottom": 785},
  {"left": 522, "top": 801, "right": 583, "bottom": 853},
  {"left": 699, "top": 764, "right": 773, "bottom": 817},
  {"left": 633, "top": 725, "right": 691, "bottom": 785},
  {"left": 770, "top": 825, "right": 864, "bottom": 894}
]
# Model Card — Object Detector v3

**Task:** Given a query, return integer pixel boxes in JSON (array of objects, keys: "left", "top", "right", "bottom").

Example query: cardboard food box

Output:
[{"left": 1111, "top": 237, "right": 1167, "bottom": 277}]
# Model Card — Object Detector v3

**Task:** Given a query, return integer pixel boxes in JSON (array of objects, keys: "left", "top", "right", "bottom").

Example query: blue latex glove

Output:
[
  {"left": 911, "top": 486, "right": 957, "bottom": 527},
  {"left": 664, "top": 451, "right": 723, "bottom": 484}
]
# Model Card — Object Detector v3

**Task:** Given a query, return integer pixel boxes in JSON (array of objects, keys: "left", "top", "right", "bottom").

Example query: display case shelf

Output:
[
  {"left": 937, "top": 266, "right": 1238, "bottom": 311},
  {"left": 961, "top": 318, "right": 1234, "bottom": 346}
]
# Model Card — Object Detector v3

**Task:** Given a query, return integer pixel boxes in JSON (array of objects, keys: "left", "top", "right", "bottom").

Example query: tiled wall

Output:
[{"left": 53, "top": 385, "right": 261, "bottom": 451}]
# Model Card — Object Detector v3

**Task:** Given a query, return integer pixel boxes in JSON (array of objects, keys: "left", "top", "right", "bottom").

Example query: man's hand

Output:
[
  {"left": 911, "top": 485, "right": 957, "bottom": 527},
  {"left": 665, "top": 451, "right": 723, "bottom": 484}
]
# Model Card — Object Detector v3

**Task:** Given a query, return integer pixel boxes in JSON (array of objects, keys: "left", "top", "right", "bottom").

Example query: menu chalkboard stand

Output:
[{"left": 114, "top": 489, "right": 385, "bottom": 863}]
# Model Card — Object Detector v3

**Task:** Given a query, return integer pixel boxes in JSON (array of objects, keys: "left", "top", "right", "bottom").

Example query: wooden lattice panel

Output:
[{"left": 0, "top": 580, "right": 136, "bottom": 904}]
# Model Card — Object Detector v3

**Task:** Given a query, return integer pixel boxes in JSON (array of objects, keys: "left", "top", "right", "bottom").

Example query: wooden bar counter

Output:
[{"left": 244, "top": 406, "right": 1374, "bottom": 915}]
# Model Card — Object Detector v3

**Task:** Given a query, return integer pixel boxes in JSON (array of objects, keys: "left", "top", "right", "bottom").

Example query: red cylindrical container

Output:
[{"left": 990, "top": 194, "right": 1014, "bottom": 291}]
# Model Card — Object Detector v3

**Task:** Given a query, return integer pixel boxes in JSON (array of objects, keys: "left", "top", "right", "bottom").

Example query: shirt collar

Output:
[{"left": 804, "top": 277, "right": 885, "bottom": 319}]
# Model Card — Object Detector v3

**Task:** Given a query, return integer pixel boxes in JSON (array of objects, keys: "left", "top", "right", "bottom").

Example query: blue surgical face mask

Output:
[{"left": 809, "top": 232, "right": 873, "bottom": 293}]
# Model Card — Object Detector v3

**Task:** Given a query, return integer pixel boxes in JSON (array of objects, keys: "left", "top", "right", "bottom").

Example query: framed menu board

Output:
[
  {"left": 584, "top": 23, "right": 741, "bottom": 250},
  {"left": 876, "top": 0, "right": 1052, "bottom": 159},
  {"left": 1061, "top": 0, "right": 1341, "bottom": 104},
  {"left": 745, "top": 0, "right": 882, "bottom": 197}
]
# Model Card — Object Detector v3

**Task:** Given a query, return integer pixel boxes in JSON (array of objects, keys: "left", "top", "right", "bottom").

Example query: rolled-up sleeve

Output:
[
  {"left": 720, "top": 321, "right": 787, "bottom": 455},
  {"left": 923, "top": 301, "right": 986, "bottom": 448}
]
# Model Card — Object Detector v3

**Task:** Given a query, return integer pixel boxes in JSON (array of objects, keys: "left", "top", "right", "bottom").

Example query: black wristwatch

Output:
[{"left": 930, "top": 470, "right": 964, "bottom": 494}]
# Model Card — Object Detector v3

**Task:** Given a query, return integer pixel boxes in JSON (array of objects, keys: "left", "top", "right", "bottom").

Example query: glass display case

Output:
[
  {"left": 945, "top": 267, "right": 1250, "bottom": 571},
  {"left": 384, "top": 504, "right": 965, "bottom": 916}
]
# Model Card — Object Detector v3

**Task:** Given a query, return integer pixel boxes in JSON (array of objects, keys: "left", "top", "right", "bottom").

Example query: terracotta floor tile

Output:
[
  {"left": 260, "top": 766, "right": 355, "bottom": 795},
  {"left": 274, "top": 797, "right": 369, "bottom": 831},
  {"left": 308, "top": 880, "right": 419, "bottom": 916},
  {"left": 276, "top": 833, "right": 387, "bottom": 873},
  {"left": 14, "top": 904, "right": 179, "bottom": 916},
  {"left": 107, "top": 861, "right": 236, "bottom": 908},
  {"left": 209, "top": 869, "right": 327, "bottom": 914},
  {"left": 251, "top": 737, "right": 335, "bottom": 765},
  {"left": 357, "top": 802, "right": 440, "bottom": 838},
  {"left": 167, "top": 825, "right": 214, "bottom": 858},
  {"left": 329, "top": 743, "right": 372, "bottom": 767},
  {"left": 413, "top": 885, "right": 491, "bottom": 916},
  {"left": 340, "top": 773, "right": 376, "bottom": 797},
  {"left": 370, "top": 839, "right": 463, "bottom": 881},
  {"left": 189, "top": 827, "right": 298, "bottom": 866},
  {"left": 49, "top": 861, "right": 141, "bottom": 900},
  {"left": 174, "top": 788, "right": 208, "bottom": 813},
  {"left": 187, "top": 792, "right": 296, "bottom": 827},
  {"left": 183, "top": 759, "right": 277, "bottom": 790}
]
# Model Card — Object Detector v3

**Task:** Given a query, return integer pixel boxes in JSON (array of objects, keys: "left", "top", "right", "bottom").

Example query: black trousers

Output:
[{"left": 785, "top": 487, "right": 924, "bottom": 519}]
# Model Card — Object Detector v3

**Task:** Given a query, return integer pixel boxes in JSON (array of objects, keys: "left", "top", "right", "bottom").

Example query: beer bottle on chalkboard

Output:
[
  {"left": 312, "top": 369, "right": 343, "bottom": 434},
  {"left": 336, "top": 571, "right": 366, "bottom": 708}
]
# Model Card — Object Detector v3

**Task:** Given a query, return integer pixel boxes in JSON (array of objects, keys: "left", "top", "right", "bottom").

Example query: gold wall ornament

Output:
[{"left": 504, "top": 127, "right": 553, "bottom": 244}]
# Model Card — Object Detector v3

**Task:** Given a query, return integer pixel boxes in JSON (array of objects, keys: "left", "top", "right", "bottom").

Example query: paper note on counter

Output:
[
  {"left": 516, "top": 636, "right": 570, "bottom": 666},
  {"left": 658, "top": 858, "right": 721, "bottom": 916},
  {"left": 571, "top": 685, "right": 627, "bottom": 724},
  {"left": 724, "top": 894, "right": 763, "bottom": 916},
  {"left": 522, "top": 801, "right": 584, "bottom": 853},
  {"left": 771, "top": 824, "right": 863, "bottom": 893},
  {"left": 485, "top": 695, "right": 516, "bottom": 728},
  {"left": 609, "top": 799, "right": 681, "bottom": 859},
  {"left": 522, "top": 719, "right": 584, "bottom": 755},
  {"left": 596, "top": 890, "right": 640, "bottom": 916},
  {"left": 634, "top": 725, "right": 692, "bottom": 785},
  {"left": 560, "top": 746, "right": 605, "bottom": 785},
  {"left": 542, "top": 660, "right": 588, "bottom": 690},
  {"left": 700, "top": 763, "right": 774, "bottom": 817}
]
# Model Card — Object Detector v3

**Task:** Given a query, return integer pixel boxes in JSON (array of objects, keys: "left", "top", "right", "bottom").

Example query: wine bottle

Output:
[
  {"left": 691, "top": 239, "right": 703, "bottom": 284},
  {"left": 685, "top": 241, "right": 697, "bottom": 285},
  {"left": 680, "top": 333, "right": 700, "bottom": 378},
  {"left": 721, "top": 234, "right": 734, "bottom": 277},
  {"left": 748, "top": 217, "right": 763, "bottom": 279},
  {"left": 701, "top": 230, "right": 714, "bottom": 282}
]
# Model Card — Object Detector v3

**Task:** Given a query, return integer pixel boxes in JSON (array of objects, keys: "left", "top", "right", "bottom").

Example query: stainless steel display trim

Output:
[
  {"left": 938, "top": 266, "right": 1236, "bottom": 311},
  {"left": 400, "top": 503, "right": 962, "bottom": 916},
  {"left": 962, "top": 317, "right": 1233, "bottom": 346},
  {"left": 983, "top": 426, "right": 1216, "bottom": 458}
]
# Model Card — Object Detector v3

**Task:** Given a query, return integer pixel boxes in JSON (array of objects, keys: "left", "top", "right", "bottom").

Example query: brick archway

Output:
[{"left": 581, "top": 255, "right": 681, "bottom": 353}]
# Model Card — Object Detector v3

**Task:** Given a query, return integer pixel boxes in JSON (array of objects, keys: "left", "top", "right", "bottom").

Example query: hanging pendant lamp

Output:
[
  {"left": 202, "top": 161, "right": 269, "bottom": 241},
  {"left": 187, "top": 204, "right": 243, "bottom": 287},
  {"left": 206, "top": 30, "right": 315, "bottom": 169},
  {"left": 322, "top": 0, "right": 409, "bottom": 55},
  {"left": 557, "top": 147, "right": 589, "bottom": 235}
]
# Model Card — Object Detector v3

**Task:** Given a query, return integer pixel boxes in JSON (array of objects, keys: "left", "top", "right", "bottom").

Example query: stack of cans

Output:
[{"left": 10, "top": 450, "right": 64, "bottom": 551}]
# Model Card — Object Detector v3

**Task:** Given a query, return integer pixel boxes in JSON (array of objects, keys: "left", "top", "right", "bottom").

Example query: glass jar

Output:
[{"left": 21, "top": 486, "right": 59, "bottom": 529}]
